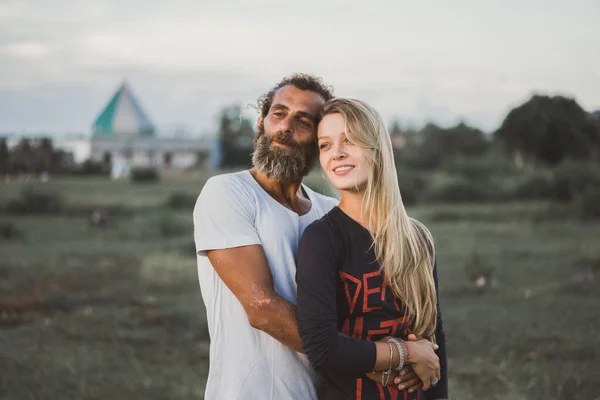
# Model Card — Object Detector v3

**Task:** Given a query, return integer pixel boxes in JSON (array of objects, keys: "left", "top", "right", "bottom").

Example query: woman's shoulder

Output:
[
  {"left": 305, "top": 208, "right": 338, "bottom": 235},
  {"left": 301, "top": 208, "right": 343, "bottom": 247}
]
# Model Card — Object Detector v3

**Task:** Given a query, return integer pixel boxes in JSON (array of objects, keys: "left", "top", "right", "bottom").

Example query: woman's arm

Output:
[
  {"left": 296, "top": 222, "right": 377, "bottom": 373},
  {"left": 296, "top": 223, "right": 440, "bottom": 378}
]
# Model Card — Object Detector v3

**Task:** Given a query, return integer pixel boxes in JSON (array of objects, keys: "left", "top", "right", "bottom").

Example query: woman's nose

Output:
[{"left": 332, "top": 145, "right": 347, "bottom": 160}]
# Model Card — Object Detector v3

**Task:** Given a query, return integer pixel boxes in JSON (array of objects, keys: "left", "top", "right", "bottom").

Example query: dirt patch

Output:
[{"left": 0, "top": 253, "right": 140, "bottom": 329}]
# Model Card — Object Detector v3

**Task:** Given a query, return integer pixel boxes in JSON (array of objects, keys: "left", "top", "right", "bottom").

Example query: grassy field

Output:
[{"left": 1, "top": 172, "right": 599, "bottom": 399}]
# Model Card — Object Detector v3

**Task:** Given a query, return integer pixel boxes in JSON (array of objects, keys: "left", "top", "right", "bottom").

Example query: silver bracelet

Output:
[
  {"left": 387, "top": 338, "right": 405, "bottom": 371},
  {"left": 381, "top": 342, "right": 394, "bottom": 386}
]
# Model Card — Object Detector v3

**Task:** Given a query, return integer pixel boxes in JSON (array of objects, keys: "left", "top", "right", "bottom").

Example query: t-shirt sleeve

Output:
[
  {"left": 426, "top": 259, "right": 449, "bottom": 400},
  {"left": 193, "top": 175, "right": 261, "bottom": 255},
  {"left": 296, "top": 221, "right": 377, "bottom": 374}
]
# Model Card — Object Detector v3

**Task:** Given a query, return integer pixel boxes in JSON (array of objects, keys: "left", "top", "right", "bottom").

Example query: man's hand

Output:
[
  {"left": 367, "top": 365, "right": 422, "bottom": 392},
  {"left": 206, "top": 245, "right": 303, "bottom": 352},
  {"left": 365, "top": 370, "right": 399, "bottom": 385},
  {"left": 394, "top": 334, "right": 423, "bottom": 393},
  {"left": 402, "top": 333, "right": 440, "bottom": 391}
]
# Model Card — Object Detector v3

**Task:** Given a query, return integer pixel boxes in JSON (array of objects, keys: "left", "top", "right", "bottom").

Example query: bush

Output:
[
  {"left": 397, "top": 169, "right": 428, "bottom": 205},
  {"left": 130, "top": 167, "right": 160, "bottom": 183},
  {"left": 77, "top": 160, "right": 110, "bottom": 176},
  {"left": 0, "top": 221, "right": 24, "bottom": 240},
  {"left": 178, "top": 241, "right": 197, "bottom": 258},
  {"left": 442, "top": 154, "right": 517, "bottom": 182},
  {"left": 424, "top": 178, "right": 490, "bottom": 204},
  {"left": 158, "top": 215, "right": 189, "bottom": 238},
  {"left": 5, "top": 188, "right": 65, "bottom": 214},
  {"left": 575, "top": 188, "right": 600, "bottom": 220},
  {"left": 513, "top": 172, "right": 555, "bottom": 200},
  {"left": 166, "top": 192, "right": 197, "bottom": 210},
  {"left": 551, "top": 161, "right": 600, "bottom": 202}
]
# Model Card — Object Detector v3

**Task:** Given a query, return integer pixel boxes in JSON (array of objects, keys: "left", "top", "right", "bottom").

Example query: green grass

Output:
[{"left": 1, "top": 173, "right": 599, "bottom": 399}]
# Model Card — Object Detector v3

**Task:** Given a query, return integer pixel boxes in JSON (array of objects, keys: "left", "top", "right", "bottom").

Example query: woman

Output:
[{"left": 296, "top": 98, "right": 448, "bottom": 400}]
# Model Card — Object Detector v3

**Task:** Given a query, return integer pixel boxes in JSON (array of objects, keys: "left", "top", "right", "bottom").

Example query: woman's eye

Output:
[{"left": 319, "top": 143, "right": 329, "bottom": 150}]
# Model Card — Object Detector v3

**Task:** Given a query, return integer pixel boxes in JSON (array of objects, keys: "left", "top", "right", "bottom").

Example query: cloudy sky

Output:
[{"left": 1, "top": 0, "right": 599, "bottom": 136}]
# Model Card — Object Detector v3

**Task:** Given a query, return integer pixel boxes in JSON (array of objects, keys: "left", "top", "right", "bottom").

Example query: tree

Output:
[
  {"left": 10, "top": 138, "right": 34, "bottom": 174},
  {"left": 396, "top": 122, "right": 489, "bottom": 169},
  {"left": 495, "top": 95, "right": 600, "bottom": 166},
  {"left": 217, "top": 104, "right": 255, "bottom": 168},
  {"left": 33, "top": 137, "right": 54, "bottom": 173},
  {"left": 0, "top": 138, "right": 9, "bottom": 175}
]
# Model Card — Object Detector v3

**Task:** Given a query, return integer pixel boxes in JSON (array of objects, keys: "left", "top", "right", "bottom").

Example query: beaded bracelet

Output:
[{"left": 403, "top": 339, "right": 410, "bottom": 362}]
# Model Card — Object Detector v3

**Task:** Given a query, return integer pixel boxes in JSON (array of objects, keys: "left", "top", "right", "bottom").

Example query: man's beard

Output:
[{"left": 252, "top": 124, "right": 318, "bottom": 182}]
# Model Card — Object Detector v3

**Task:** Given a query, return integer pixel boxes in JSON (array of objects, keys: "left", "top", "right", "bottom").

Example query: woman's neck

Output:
[{"left": 338, "top": 190, "right": 371, "bottom": 229}]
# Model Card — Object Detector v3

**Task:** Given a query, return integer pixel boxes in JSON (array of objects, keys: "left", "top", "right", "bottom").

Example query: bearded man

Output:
[{"left": 193, "top": 74, "right": 338, "bottom": 399}]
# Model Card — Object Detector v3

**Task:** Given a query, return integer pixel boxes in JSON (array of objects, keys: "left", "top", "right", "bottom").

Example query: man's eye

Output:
[{"left": 298, "top": 120, "right": 311, "bottom": 128}]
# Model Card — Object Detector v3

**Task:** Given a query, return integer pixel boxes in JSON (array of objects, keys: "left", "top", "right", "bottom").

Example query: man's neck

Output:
[{"left": 249, "top": 168, "right": 311, "bottom": 215}]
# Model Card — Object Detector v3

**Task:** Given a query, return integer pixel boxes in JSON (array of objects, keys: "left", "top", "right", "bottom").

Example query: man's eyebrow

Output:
[{"left": 270, "top": 103, "right": 289, "bottom": 111}]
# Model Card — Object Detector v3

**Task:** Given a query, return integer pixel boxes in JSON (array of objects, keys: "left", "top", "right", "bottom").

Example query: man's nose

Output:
[{"left": 278, "top": 116, "right": 294, "bottom": 133}]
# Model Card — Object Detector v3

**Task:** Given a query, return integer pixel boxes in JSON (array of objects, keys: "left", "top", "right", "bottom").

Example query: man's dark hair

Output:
[{"left": 256, "top": 73, "right": 334, "bottom": 120}]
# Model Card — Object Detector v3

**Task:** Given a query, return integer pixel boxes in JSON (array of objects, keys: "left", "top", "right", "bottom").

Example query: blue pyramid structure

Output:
[{"left": 93, "top": 83, "right": 155, "bottom": 138}]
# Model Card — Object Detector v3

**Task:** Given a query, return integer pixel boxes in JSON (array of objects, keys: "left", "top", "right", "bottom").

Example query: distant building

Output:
[{"left": 89, "top": 83, "right": 213, "bottom": 178}]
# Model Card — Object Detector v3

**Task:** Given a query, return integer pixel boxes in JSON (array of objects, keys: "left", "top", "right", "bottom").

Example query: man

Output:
[{"left": 193, "top": 74, "right": 337, "bottom": 400}]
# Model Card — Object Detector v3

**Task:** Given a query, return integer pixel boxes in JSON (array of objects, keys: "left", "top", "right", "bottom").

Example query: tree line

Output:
[
  {"left": 2, "top": 94, "right": 599, "bottom": 174},
  {"left": 217, "top": 94, "right": 600, "bottom": 170}
]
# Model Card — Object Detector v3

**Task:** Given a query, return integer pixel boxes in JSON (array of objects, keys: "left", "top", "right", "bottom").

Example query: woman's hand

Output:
[{"left": 404, "top": 335, "right": 440, "bottom": 391}]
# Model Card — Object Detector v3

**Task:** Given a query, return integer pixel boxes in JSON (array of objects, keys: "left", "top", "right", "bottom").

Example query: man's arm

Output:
[{"left": 206, "top": 245, "right": 303, "bottom": 352}]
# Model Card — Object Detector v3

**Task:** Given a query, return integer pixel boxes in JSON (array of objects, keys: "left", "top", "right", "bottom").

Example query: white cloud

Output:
[
  {"left": 0, "top": 0, "right": 599, "bottom": 133},
  {"left": 3, "top": 42, "right": 50, "bottom": 58}
]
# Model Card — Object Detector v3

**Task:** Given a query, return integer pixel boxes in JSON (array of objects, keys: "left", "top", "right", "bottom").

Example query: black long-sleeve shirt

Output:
[{"left": 297, "top": 206, "right": 448, "bottom": 400}]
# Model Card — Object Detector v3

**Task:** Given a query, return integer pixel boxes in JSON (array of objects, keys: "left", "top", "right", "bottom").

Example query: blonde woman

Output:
[{"left": 296, "top": 98, "right": 448, "bottom": 400}]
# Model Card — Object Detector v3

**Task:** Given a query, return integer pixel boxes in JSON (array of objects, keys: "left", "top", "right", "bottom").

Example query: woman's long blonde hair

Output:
[{"left": 321, "top": 98, "right": 438, "bottom": 339}]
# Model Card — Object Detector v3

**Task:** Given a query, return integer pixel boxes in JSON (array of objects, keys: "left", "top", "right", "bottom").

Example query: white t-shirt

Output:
[{"left": 193, "top": 170, "right": 338, "bottom": 400}]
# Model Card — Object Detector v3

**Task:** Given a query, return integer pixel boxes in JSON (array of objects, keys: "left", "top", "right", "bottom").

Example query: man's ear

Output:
[{"left": 256, "top": 116, "right": 264, "bottom": 132}]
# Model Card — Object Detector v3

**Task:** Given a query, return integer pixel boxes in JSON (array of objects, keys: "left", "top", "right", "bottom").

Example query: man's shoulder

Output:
[
  {"left": 199, "top": 171, "right": 253, "bottom": 197},
  {"left": 203, "top": 170, "right": 250, "bottom": 188},
  {"left": 194, "top": 171, "right": 256, "bottom": 217}
]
